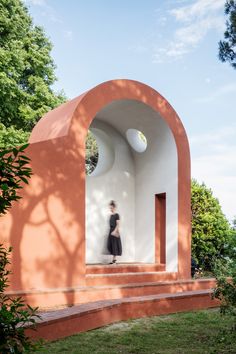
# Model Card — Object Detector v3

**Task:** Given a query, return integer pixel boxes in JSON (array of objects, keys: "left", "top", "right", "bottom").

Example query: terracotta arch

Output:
[{"left": 30, "top": 79, "right": 191, "bottom": 280}]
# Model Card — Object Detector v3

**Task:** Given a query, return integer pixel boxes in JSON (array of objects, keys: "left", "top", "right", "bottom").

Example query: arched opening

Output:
[
  {"left": 24, "top": 78, "right": 191, "bottom": 297},
  {"left": 85, "top": 99, "right": 178, "bottom": 271}
]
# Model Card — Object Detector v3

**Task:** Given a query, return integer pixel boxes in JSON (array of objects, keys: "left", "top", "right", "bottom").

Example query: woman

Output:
[{"left": 107, "top": 200, "right": 122, "bottom": 264}]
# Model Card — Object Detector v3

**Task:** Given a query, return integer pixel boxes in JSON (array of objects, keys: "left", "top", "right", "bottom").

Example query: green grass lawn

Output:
[{"left": 35, "top": 309, "right": 236, "bottom": 354}]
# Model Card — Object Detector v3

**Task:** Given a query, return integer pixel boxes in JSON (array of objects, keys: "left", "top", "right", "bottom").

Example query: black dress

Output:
[{"left": 107, "top": 213, "right": 122, "bottom": 256}]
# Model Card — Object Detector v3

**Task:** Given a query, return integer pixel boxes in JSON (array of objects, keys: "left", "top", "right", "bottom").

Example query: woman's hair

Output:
[{"left": 109, "top": 200, "right": 116, "bottom": 208}]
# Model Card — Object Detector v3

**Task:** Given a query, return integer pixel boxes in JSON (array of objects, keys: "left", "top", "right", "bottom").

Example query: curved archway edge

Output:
[
  {"left": 30, "top": 79, "right": 191, "bottom": 280},
  {"left": 1, "top": 80, "right": 191, "bottom": 300}
]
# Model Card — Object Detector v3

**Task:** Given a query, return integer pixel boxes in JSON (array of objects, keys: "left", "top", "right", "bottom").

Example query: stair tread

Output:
[
  {"left": 86, "top": 263, "right": 166, "bottom": 274},
  {"left": 8, "top": 277, "right": 216, "bottom": 295},
  {"left": 84, "top": 277, "right": 215, "bottom": 290},
  {"left": 87, "top": 263, "right": 165, "bottom": 267},
  {"left": 86, "top": 271, "right": 175, "bottom": 277},
  {"left": 36, "top": 289, "right": 214, "bottom": 323}
]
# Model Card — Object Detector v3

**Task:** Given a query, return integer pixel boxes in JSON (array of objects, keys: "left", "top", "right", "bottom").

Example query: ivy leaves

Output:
[{"left": 0, "top": 144, "right": 31, "bottom": 215}]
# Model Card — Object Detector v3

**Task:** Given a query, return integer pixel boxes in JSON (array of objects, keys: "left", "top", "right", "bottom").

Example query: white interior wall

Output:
[
  {"left": 86, "top": 120, "right": 135, "bottom": 264},
  {"left": 85, "top": 100, "right": 178, "bottom": 271},
  {"left": 134, "top": 118, "right": 178, "bottom": 271}
]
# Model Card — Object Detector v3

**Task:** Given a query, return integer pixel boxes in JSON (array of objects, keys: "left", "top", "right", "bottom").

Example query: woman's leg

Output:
[{"left": 109, "top": 255, "right": 117, "bottom": 264}]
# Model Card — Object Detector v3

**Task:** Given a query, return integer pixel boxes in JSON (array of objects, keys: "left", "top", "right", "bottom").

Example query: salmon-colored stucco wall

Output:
[
  {"left": 0, "top": 79, "right": 191, "bottom": 305},
  {"left": 1, "top": 137, "right": 85, "bottom": 294}
]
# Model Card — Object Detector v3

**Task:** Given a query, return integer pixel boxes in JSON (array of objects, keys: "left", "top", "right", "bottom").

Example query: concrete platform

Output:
[
  {"left": 13, "top": 264, "right": 219, "bottom": 340},
  {"left": 26, "top": 287, "right": 219, "bottom": 341}
]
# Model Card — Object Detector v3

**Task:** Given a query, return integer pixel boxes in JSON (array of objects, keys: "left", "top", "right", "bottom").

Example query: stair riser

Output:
[
  {"left": 81, "top": 281, "right": 216, "bottom": 304},
  {"left": 10, "top": 279, "right": 217, "bottom": 310},
  {"left": 26, "top": 292, "right": 219, "bottom": 341},
  {"left": 86, "top": 273, "right": 178, "bottom": 286},
  {"left": 86, "top": 264, "right": 166, "bottom": 274}
]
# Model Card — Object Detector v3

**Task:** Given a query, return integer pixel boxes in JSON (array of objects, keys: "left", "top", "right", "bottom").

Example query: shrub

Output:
[
  {"left": 0, "top": 244, "right": 41, "bottom": 353},
  {"left": 0, "top": 145, "right": 41, "bottom": 353},
  {"left": 213, "top": 260, "right": 236, "bottom": 337},
  {"left": 191, "top": 179, "right": 235, "bottom": 272}
]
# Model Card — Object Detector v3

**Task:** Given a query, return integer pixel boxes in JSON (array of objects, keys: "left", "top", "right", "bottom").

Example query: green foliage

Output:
[
  {"left": 213, "top": 262, "right": 236, "bottom": 336},
  {"left": 0, "top": 0, "right": 66, "bottom": 131},
  {"left": 219, "top": 0, "right": 236, "bottom": 69},
  {"left": 0, "top": 123, "right": 29, "bottom": 149},
  {"left": 138, "top": 130, "right": 147, "bottom": 143},
  {"left": 0, "top": 145, "right": 32, "bottom": 215},
  {"left": 0, "top": 145, "right": 41, "bottom": 353},
  {"left": 214, "top": 272, "right": 236, "bottom": 318},
  {"left": 0, "top": 245, "right": 41, "bottom": 353},
  {"left": 232, "top": 216, "right": 236, "bottom": 230},
  {"left": 85, "top": 130, "right": 98, "bottom": 175},
  {"left": 191, "top": 179, "right": 235, "bottom": 271}
]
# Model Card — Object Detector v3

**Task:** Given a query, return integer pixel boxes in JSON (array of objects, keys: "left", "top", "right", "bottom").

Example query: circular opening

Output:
[
  {"left": 86, "top": 128, "right": 115, "bottom": 177},
  {"left": 85, "top": 130, "right": 99, "bottom": 175},
  {"left": 126, "top": 129, "right": 147, "bottom": 153}
]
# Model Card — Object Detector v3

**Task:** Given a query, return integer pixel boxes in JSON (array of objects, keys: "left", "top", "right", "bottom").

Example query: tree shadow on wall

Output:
[
  {"left": 7, "top": 79, "right": 190, "bottom": 307},
  {"left": 9, "top": 133, "right": 86, "bottom": 306}
]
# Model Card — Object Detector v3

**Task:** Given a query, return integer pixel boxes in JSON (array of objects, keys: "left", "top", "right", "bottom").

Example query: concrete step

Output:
[
  {"left": 86, "top": 263, "right": 166, "bottom": 274},
  {"left": 9, "top": 278, "right": 217, "bottom": 310},
  {"left": 26, "top": 288, "right": 220, "bottom": 341},
  {"left": 86, "top": 270, "right": 178, "bottom": 286},
  {"left": 80, "top": 277, "right": 217, "bottom": 303}
]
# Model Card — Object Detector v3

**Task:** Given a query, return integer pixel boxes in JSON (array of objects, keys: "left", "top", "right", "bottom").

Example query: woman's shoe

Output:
[{"left": 109, "top": 260, "right": 117, "bottom": 264}]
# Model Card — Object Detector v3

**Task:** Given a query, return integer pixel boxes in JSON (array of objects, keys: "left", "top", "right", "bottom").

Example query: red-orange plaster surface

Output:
[{"left": 0, "top": 79, "right": 191, "bottom": 307}]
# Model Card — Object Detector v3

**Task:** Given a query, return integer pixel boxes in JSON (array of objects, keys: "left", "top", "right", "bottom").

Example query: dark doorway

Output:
[{"left": 155, "top": 193, "right": 166, "bottom": 264}]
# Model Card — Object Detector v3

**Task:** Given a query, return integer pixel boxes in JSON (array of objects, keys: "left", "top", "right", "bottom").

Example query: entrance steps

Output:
[
  {"left": 10, "top": 264, "right": 217, "bottom": 310},
  {"left": 26, "top": 287, "right": 219, "bottom": 341},
  {"left": 68, "top": 279, "right": 218, "bottom": 304},
  {"left": 20, "top": 264, "right": 219, "bottom": 340},
  {"left": 80, "top": 278, "right": 217, "bottom": 304},
  {"left": 86, "top": 263, "right": 166, "bottom": 274},
  {"left": 15, "top": 277, "right": 217, "bottom": 311},
  {"left": 85, "top": 263, "right": 175, "bottom": 286},
  {"left": 86, "top": 271, "right": 177, "bottom": 286}
]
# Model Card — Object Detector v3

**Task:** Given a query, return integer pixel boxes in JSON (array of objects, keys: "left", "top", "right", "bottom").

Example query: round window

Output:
[
  {"left": 126, "top": 129, "right": 147, "bottom": 153},
  {"left": 85, "top": 128, "right": 114, "bottom": 177},
  {"left": 85, "top": 130, "right": 98, "bottom": 175}
]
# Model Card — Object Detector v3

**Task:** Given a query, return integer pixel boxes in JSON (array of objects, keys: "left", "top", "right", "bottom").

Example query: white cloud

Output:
[
  {"left": 190, "top": 125, "right": 236, "bottom": 145},
  {"left": 24, "top": 0, "right": 46, "bottom": 5},
  {"left": 157, "top": 16, "right": 168, "bottom": 26},
  {"left": 24, "top": 0, "right": 62, "bottom": 23},
  {"left": 153, "top": 0, "right": 225, "bottom": 63},
  {"left": 195, "top": 82, "right": 236, "bottom": 102},
  {"left": 170, "top": 0, "right": 224, "bottom": 22},
  {"left": 190, "top": 124, "right": 236, "bottom": 220}
]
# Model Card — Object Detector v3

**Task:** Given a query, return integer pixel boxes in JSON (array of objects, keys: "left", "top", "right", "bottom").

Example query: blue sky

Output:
[{"left": 25, "top": 0, "right": 236, "bottom": 221}]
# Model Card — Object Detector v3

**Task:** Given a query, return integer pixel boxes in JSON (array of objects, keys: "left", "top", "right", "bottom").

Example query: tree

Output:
[
  {"left": 219, "top": 0, "right": 236, "bottom": 69},
  {"left": 0, "top": 145, "right": 41, "bottom": 353},
  {"left": 85, "top": 130, "right": 98, "bottom": 175},
  {"left": 232, "top": 216, "right": 236, "bottom": 230},
  {"left": 0, "top": 144, "right": 32, "bottom": 214},
  {"left": 0, "top": 0, "right": 65, "bottom": 134},
  {"left": 213, "top": 263, "right": 236, "bottom": 333},
  {"left": 191, "top": 179, "right": 235, "bottom": 271},
  {"left": 0, "top": 124, "right": 30, "bottom": 149}
]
